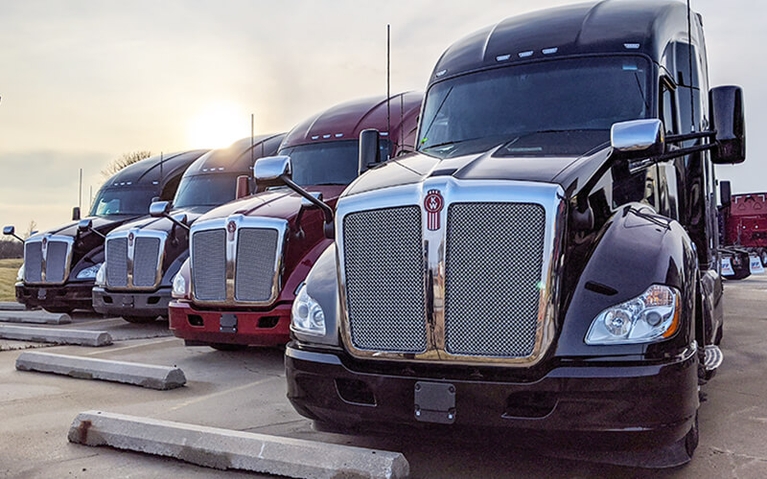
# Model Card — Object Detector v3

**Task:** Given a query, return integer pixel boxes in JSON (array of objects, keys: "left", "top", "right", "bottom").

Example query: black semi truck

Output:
[{"left": 266, "top": 0, "right": 745, "bottom": 467}]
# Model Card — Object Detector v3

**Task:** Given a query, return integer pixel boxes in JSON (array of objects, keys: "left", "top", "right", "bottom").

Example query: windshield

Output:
[
  {"left": 278, "top": 140, "right": 390, "bottom": 187},
  {"left": 89, "top": 186, "right": 158, "bottom": 216},
  {"left": 173, "top": 173, "right": 240, "bottom": 208},
  {"left": 418, "top": 56, "right": 652, "bottom": 159}
]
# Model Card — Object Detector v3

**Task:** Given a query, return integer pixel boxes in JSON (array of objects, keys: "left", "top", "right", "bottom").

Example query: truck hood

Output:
[
  {"left": 343, "top": 145, "right": 614, "bottom": 200},
  {"left": 196, "top": 186, "right": 347, "bottom": 223},
  {"left": 107, "top": 206, "right": 211, "bottom": 235}
]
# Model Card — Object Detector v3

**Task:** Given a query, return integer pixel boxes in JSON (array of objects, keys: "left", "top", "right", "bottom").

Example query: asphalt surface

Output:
[{"left": 1, "top": 275, "right": 767, "bottom": 478}]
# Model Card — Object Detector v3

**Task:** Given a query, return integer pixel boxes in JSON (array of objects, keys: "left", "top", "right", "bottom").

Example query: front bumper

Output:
[
  {"left": 16, "top": 282, "right": 94, "bottom": 312},
  {"left": 286, "top": 344, "right": 699, "bottom": 449},
  {"left": 167, "top": 300, "right": 291, "bottom": 347},
  {"left": 92, "top": 286, "right": 171, "bottom": 318}
]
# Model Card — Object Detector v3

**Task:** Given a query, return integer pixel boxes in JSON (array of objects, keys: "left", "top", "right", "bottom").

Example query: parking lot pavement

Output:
[{"left": 1, "top": 276, "right": 767, "bottom": 478}]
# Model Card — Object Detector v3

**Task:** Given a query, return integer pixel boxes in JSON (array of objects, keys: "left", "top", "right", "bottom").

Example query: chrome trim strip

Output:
[
  {"left": 190, "top": 215, "right": 288, "bottom": 306},
  {"left": 336, "top": 178, "right": 566, "bottom": 367},
  {"left": 105, "top": 229, "right": 167, "bottom": 291},
  {"left": 23, "top": 234, "right": 75, "bottom": 285}
]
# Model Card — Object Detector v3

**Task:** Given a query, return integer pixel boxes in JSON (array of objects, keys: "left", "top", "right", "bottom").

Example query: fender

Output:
[
  {"left": 296, "top": 244, "right": 341, "bottom": 346},
  {"left": 556, "top": 203, "right": 699, "bottom": 358}
]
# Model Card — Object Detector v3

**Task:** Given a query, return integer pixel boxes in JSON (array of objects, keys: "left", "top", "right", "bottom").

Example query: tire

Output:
[
  {"left": 761, "top": 250, "right": 767, "bottom": 267},
  {"left": 684, "top": 412, "right": 700, "bottom": 459},
  {"left": 209, "top": 343, "right": 248, "bottom": 352},
  {"left": 122, "top": 315, "right": 158, "bottom": 324}
]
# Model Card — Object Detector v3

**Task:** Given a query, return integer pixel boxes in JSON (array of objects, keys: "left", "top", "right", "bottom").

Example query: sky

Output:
[{"left": 0, "top": 0, "right": 762, "bottom": 233}]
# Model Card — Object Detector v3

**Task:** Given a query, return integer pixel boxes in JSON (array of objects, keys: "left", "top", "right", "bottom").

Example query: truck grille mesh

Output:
[
  {"left": 106, "top": 238, "right": 129, "bottom": 287},
  {"left": 24, "top": 240, "right": 70, "bottom": 284},
  {"left": 132, "top": 237, "right": 161, "bottom": 287},
  {"left": 192, "top": 229, "right": 226, "bottom": 301},
  {"left": 444, "top": 203, "right": 546, "bottom": 357},
  {"left": 24, "top": 243, "right": 43, "bottom": 283},
  {"left": 234, "top": 228, "right": 279, "bottom": 302},
  {"left": 343, "top": 206, "right": 426, "bottom": 353}
]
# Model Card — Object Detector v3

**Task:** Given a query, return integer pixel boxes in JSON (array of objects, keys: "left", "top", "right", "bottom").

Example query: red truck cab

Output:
[{"left": 168, "top": 92, "right": 422, "bottom": 349}]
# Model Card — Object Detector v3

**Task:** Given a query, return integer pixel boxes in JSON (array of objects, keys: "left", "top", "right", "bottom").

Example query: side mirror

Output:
[
  {"left": 3, "top": 225, "right": 24, "bottom": 242},
  {"left": 358, "top": 128, "right": 380, "bottom": 175},
  {"left": 149, "top": 200, "right": 188, "bottom": 230},
  {"left": 254, "top": 155, "right": 335, "bottom": 239},
  {"left": 710, "top": 85, "right": 746, "bottom": 164},
  {"left": 235, "top": 175, "right": 250, "bottom": 199},
  {"left": 149, "top": 200, "right": 172, "bottom": 218},
  {"left": 77, "top": 218, "right": 105, "bottom": 238},
  {"left": 610, "top": 119, "right": 665, "bottom": 158},
  {"left": 255, "top": 155, "right": 291, "bottom": 182},
  {"left": 254, "top": 155, "right": 292, "bottom": 193},
  {"left": 720, "top": 180, "right": 732, "bottom": 207},
  {"left": 72, "top": 206, "right": 81, "bottom": 221}
]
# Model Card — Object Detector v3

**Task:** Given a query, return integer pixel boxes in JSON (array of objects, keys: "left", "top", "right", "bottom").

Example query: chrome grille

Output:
[
  {"left": 444, "top": 203, "right": 545, "bottom": 357},
  {"left": 343, "top": 206, "right": 426, "bottom": 353},
  {"left": 192, "top": 229, "right": 227, "bottom": 301},
  {"left": 133, "top": 237, "right": 161, "bottom": 287},
  {"left": 190, "top": 216, "right": 287, "bottom": 306},
  {"left": 23, "top": 243, "right": 43, "bottom": 283},
  {"left": 235, "top": 228, "right": 279, "bottom": 302},
  {"left": 45, "top": 241, "right": 69, "bottom": 283},
  {"left": 106, "top": 237, "right": 129, "bottom": 287},
  {"left": 104, "top": 231, "right": 166, "bottom": 290},
  {"left": 23, "top": 236, "right": 73, "bottom": 285}
]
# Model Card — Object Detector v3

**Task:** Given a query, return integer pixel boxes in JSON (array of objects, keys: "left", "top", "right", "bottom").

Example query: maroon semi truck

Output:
[
  {"left": 718, "top": 181, "right": 767, "bottom": 279},
  {"left": 167, "top": 92, "right": 422, "bottom": 349}
]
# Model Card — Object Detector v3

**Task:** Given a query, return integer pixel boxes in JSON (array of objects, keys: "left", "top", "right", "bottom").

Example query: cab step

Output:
[{"left": 704, "top": 344, "right": 723, "bottom": 372}]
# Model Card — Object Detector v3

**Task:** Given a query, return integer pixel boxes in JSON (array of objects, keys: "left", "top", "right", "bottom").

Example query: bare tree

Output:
[
  {"left": 24, "top": 220, "right": 37, "bottom": 239},
  {"left": 100, "top": 151, "right": 152, "bottom": 180}
]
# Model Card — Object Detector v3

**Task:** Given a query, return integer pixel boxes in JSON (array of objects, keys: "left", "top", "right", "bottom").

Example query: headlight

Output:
[
  {"left": 171, "top": 271, "right": 189, "bottom": 299},
  {"left": 585, "top": 284, "right": 681, "bottom": 345},
  {"left": 94, "top": 263, "right": 107, "bottom": 287},
  {"left": 291, "top": 283, "right": 325, "bottom": 336},
  {"left": 16, "top": 263, "right": 24, "bottom": 282},
  {"left": 76, "top": 263, "right": 102, "bottom": 280}
]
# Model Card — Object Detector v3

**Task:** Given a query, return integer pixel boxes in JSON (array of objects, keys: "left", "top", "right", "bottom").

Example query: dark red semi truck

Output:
[
  {"left": 718, "top": 181, "right": 767, "bottom": 279},
  {"left": 3, "top": 150, "right": 207, "bottom": 313},
  {"left": 268, "top": 0, "right": 745, "bottom": 467},
  {"left": 167, "top": 92, "right": 422, "bottom": 349}
]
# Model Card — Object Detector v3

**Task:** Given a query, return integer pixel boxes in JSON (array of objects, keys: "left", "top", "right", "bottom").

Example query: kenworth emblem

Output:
[
  {"left": 227, "top": 220, "right": 237, "bottom": 241},
  {"left": 424, "top": 189, "right": 444, "bottom": 231}
]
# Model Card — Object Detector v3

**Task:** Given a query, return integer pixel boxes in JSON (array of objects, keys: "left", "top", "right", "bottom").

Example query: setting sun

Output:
[{"left": 187, "top": 102, "right": 251, "bottom": 149}]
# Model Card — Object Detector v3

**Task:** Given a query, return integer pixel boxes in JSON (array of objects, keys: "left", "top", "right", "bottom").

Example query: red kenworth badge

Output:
[{"left": 424, "top": 190, "right": 444, "bottom": 231}]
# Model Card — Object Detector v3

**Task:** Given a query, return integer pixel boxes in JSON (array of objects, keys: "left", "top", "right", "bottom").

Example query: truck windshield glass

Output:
[
  {"left": 90, "top": 186, "right": 158, "bottom": 216},
  {"left": 278, "top": 140, "right": 391, "bottom": 186},
  {"left": 418, "top": 56, "right": 652, "bottom": 158},
  {"left": 173, "top": 173, "right": 240, "bottom": 208}
]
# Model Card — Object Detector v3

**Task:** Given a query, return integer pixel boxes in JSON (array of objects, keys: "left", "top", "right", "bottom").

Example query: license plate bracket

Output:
[
  {"left": 220, "top": 313, "right": 237, "bottom": 333},
  {"left": 414, "top": 381, "right": 456, "bottom": 424}
]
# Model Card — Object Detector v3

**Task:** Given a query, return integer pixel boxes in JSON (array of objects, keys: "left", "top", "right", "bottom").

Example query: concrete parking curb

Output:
[
  {"left": 0, "top": 311, "right": 72, "bottom": 325},
  {"left": 16, "top": 352, "right": 186, "bottom": 390},
  {"left": 68, "top": 411, "right": 410, "bottom": 479},
  {"left": 0, "top": 302, "right": 27, "bottom": 311},
  {"left": 0, "top": 324, "right": 111, "bottom": 346}
]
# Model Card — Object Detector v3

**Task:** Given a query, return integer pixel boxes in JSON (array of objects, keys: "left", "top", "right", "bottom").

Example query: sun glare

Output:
[{"left": 187, "top": 103, "right": 250, "bottom": 149}]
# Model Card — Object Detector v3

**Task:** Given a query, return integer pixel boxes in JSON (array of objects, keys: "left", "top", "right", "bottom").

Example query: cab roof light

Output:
[
  {"left": 518, "top": 50, "right": 534, "bottom": 58},
  {"left": 542, "top": 47, "right": 558, "bottom": 55},
  {"left": 624, "top": 43, "right": 641, "bottom": 49},
  {"left": 496, "top": 54, "right": 511, "bottom": 62}
]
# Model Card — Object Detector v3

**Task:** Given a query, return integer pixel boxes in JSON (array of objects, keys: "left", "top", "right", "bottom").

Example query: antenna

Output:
[
  {"left": 251, "top": 113, "right": 255, "bottom": 167},
  {"left": 386, "top": 24, "right": 391, "bottom": 160},
  {"left": 687, "top": 0, "right": 695, "bottom": 132},
  {"left": 78, "top": 168, "right": 83, "bottom": 211}
]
